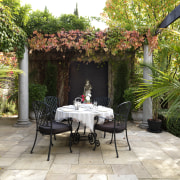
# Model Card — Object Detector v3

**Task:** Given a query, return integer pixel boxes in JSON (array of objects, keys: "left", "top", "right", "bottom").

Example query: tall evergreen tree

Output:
[{"left": 74, "top": 3, "right": 79, "bottom": 17}]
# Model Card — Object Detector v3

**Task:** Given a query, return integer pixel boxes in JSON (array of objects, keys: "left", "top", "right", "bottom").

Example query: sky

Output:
[{"left": 20, "top": 0, "right": 108, "bottom": 30}]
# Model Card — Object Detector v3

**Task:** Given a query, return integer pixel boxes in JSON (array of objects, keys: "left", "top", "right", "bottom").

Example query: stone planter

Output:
[
  {"left": 29, "top": 111, "right": 35, "bottom": 120},
  {"left": 131, "top": 110, "right": 143, "bottom": 123}
]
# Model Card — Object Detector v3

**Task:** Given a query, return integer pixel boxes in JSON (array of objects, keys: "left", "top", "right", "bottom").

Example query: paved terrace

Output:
[{"left": 0, "top": 117, "right": 180, "bottom": 180}]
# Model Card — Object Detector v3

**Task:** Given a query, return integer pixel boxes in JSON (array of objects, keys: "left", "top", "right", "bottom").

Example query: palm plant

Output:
[{"left": 135, "top": 64, "right": 180, "bottom": 120}]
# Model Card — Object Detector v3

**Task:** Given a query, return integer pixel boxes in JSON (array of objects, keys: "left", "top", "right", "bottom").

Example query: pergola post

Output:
[
  {"left": 139, "top": 44, "right": 153, "bottom": 129},
  {"left": 15, "top": 46, "right": 31, "bottom": 127}
]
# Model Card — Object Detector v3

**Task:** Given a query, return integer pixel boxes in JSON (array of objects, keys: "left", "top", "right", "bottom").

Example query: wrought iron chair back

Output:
[
  {"left": 116, "top": 101, "right": 131, "bottom": 128},
  {"left": 94, "top": 96, "right": 110, "bottom": 107},
  {"left": 33, "top": 100, "right": 51, "bottom": 130},
  {"left": 44, "top": 96, "right": 60, "bottom": 120},
  {"left": 94, "top": 101, "right": 131, "bottom": 158},
  {"left": 30, "top": 100, "right": 72, "bottom": 161},
  {"left": 93, "top": 96, "right": 110, "bottom": 138}
]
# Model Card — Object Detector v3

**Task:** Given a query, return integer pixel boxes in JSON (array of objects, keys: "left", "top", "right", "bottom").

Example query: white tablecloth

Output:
[{"left": 55, "top": 104, "right": 114, "bottom": 131}]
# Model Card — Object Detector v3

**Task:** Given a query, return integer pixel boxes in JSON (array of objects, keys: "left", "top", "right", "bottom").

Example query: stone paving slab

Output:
[{"left": 0, "top": 117, "right": 180, "bottom": 180}]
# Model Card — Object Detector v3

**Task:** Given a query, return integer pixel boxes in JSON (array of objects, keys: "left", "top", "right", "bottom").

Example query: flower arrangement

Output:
[
  {"left": 81, "top": 95, "right": 85, "bottom": 102},
  {"left": 81, "top": 94, "right": 91, "bottom": 103}
]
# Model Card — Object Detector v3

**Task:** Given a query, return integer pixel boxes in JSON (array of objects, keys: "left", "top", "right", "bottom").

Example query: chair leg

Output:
[
  {"left": 30, "top": 130, "right": 38, "bottom": 154},
  {"left": 69, "top": 132, "right": 73, "bottom": 153},
  {"left": 47, "top": 134, "right": 52, "bottom": 161},
  {"left": 110, "top": 133, "right": 113, "bottom": 144},
  {"left": 54, "top": 134, "right": 56, "bottom": 140},
  {"left": 125, "top": 129, "right": 131, "bottom": 151},
  {"left": 113, "top": 132, "right": 119, "bottom": 158},
  {"left": 93, "top": 132, "right": 97, "bottom": 151},
  {"left": 104, "top": 132, "right": 106, "bottom": 138},
  {"left": 84, "top": 126, "right": 86, "bottom": 135}
]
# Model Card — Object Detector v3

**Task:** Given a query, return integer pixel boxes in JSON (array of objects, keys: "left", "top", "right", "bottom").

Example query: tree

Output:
[
  {"left": 1, "top": 0, "right": 31, "bottom": 28},
  {"left": 74, "top": 3, "right": 79, "bottom": 17},
  {"left": 58, "top": 14, "right": 90, "bottom": 31},
  {"left": 0, "top": 1, "right": 27, "bottom": 60},
  {"left": 25, "top": 7, "right": 91, "bottom": 36},
  {"left": 102, "top": 0, "right": 180, "bottom": 77},
  {"left": 24, "top": 7, "right": 60, "bottom": 35},
  {"left": 103, "top": 0, "right": 180, "bottom": 33}
]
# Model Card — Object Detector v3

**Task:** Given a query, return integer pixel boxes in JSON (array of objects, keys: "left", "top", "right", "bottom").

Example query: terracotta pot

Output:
[{"left": 147, "top": 119, "right": 162, "bottom": 133}]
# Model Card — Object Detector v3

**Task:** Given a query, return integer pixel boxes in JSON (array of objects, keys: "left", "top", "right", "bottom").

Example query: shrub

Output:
[
  {"left": 29, "top": 83, "right": 47, "bottom": 110},
  {"left": 44, "top": 61, "right": 57, "bottom": 96},
  {"left": 166, "top": 117, "right": 180, "bottom": 137}
]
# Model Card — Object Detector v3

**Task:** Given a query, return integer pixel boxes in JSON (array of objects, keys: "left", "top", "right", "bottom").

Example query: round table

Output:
[{"left": 55, "top": 104, "right": 114, "bottom": 132}]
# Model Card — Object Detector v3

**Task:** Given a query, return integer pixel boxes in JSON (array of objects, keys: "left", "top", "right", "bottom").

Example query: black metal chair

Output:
[
  {"left": 93, "top": 96, "right": 111, "bottom": 138},
  {"left": 44, "top": 96, "right": 60, "bottom": 140},
  {"left": 93, "top": 96, "right": 110, "bottom": 107},
  {"left": 94, "top": 101, "right": 131, "bottom": 158},
  {"left": 30, "top": 101, "right": 73, "bottom": 161},
  {"left": 44, "top": 96, "right": 60, "bottom": 120}
]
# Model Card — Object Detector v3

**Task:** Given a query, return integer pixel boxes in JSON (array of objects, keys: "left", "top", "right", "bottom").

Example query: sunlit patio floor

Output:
[{"left": 0, "top": 117, "right": 180, "bottom": 180}]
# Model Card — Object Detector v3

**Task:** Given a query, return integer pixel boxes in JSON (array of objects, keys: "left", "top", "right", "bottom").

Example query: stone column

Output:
[
  {"left": 139, "top": 45, "right": 153, "bottom": 129},
  {"left": 15, "top": 46, "right": 31, "bottom": 126}
]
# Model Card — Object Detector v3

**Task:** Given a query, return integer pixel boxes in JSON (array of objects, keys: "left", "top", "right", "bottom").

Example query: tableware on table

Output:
[
  {"left": 93, "top": 101, "right": 98, "bottom": 110},
  {"left": 74, "top": 98, "right": 81, "bottom": 110}
]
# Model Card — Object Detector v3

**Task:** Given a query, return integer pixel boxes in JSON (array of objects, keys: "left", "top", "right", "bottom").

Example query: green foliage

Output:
[
  {"left": 58, "top": 14, "right": 90, "bottom": 31},
  {"left": 104, "top": 0, "right": 179, "bottom": 33},
  {"left": 24, "top": 7, "right": 59, "bottom": 35},
  {"left": 167, "top": 117, "right": 180, "bottom": 137},
  {"left": 0, "top": 95, "right": 17, "bottom": 116},
  {"left": 135, "top": 64, "right": 180, "bottom": 119},
  {"left": 1, "top": 0, "right": 31, "bottom": 28},
  {"left": 29, "top": 83, "right": 47, "bottom": 110},
  {"left": 0, "top": 2, "right": 27, "bottom": 60},
  {"left": 113, "top": 59, "right": 130, "bottom": 109},
  {"left": 153, "top": 29, "right": 180, "bottom": 73},
  {"left": 104, "top": 0, "right": 180, "bottom": 72},
  {"left": 74, "top": 3, "right": 79, "bottom": 17},
  {"left": 25, "top": 6, "right": 91, "bottom": 36},
  {"left": 44, "top": 62, "right": 58, "bottom": 96},
  {"left": 0, "top": 65, "right": 23, "bottom": 89},
  {"left": 105, "top": 27, "right": 144, "bottom": 55},
  {"left": 123, "top": 87, "right": 141, "bottom": 111}
]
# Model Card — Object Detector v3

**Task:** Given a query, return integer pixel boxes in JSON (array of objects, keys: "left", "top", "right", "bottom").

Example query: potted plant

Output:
[
  {"left": 29, "top": 83, "right": 47, "bottom": 119},
  {"left": 123, "top": 87, "right": 143, "bottom": 123},
  {"left": 134, "top": 64, "right": 180, "bottom": 133}
]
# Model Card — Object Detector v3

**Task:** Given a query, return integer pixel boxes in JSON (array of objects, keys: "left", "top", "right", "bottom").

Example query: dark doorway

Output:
[{"left": 68, "top": 61, "right": 108, "bottom": 104}]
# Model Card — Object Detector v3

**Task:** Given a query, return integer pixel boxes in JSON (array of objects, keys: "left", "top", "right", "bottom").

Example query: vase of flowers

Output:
[{"left": 81, "top": 94, "right": 91, "bottom": 104}]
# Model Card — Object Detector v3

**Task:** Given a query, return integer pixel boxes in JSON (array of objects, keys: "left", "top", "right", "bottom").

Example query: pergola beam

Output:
[{"left": 156, "top": 5, "right": 180, "bottom": 34}]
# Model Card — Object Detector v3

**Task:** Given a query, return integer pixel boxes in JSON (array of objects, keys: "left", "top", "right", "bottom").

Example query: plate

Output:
[{"left": 63, "top": 105, "right": 74, "bottom": 109}]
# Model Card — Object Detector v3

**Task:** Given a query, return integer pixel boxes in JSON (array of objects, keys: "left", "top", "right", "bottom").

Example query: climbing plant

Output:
[
  {"left": 102, "top": 0, "right": 180, "bottom": 63},
  {"left": 0, "top": 2, "right": 27, "bottom": 60},
  {"left": 44, "top": 61, "right": 58, "bottom": 96},
  {"left": 28, "top": 28, "right": 147, "bottom": 61}
]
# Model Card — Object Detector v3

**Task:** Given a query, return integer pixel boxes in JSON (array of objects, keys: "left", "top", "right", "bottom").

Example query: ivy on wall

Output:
[
  {"left": 44, "top": 61, "right": 58, "bottom": 96},
  {"left": 113, "top": 57, "right": 130, "bottom": 109},
  {"left": 0, "top": 3, "right": 27, "bottom": 60},
  {"left": 28, "top": 29, "right": 151, "bottom": 61}
]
